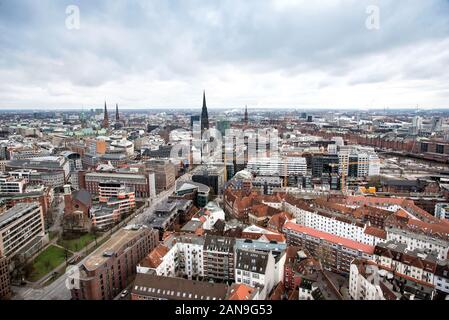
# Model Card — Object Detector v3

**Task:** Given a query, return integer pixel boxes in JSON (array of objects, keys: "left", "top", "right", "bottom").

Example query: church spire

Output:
[
  {"left": 244, "top": 105, "right": 248, "bottom": 124},
  {"left": 102, "top": 101, "right": 109, "bottom": 129},
  {"left": 201, "top": 90, "right": 209, "bottom": 133}
]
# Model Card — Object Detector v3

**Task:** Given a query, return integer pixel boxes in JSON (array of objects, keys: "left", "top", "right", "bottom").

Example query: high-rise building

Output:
[
  {"left": 201, "top": 91, "right": 209, "bottom": 133},
  {"left": 102, "top": 101, "right": 109, "bottom": 129},
  {"left": 115, "top": 103, "right": 119, "bottom": 122}
]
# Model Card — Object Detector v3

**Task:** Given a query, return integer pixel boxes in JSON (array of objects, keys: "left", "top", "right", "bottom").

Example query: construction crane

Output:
[{"left": 329, "top": 159, "right": 381, "bottom": 194}]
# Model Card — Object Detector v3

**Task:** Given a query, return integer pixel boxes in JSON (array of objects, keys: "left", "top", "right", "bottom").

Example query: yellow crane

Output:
[{"left": 329, "top": 159, "right": 381, "bottom": 194}]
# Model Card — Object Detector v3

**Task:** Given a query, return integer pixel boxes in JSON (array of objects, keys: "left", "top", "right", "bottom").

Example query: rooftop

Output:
[
  {"left": 283, "top": 222, "right": 375, "bottom": 254},
  {"left": 83, "top": 226, "right": 147, "bottom": 271},
  {"left": 132, "top": 273, "right": 228, "bottom": 300},
  {"left": 0, "top": 202, "right": 40, "bottom": 229}
]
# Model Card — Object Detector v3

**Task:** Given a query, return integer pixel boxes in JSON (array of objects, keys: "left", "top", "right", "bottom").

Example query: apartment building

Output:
[
  {"left": 0, "top": 203, "right": 45, "bottom": 258},
  {"left": 374, "top": 242, "right": 437, "bottom": 284},
  {"left": 283, "top": 222, "right": 374, "bottom": 273},
  {"left": 350, "top": 258, "right": 436, "bottom": 300},
  {"left": 282, "top": 197, "right": 386, "bottom": 246},
  {"left": 252, "top": 176, "right": 283, "bottom": 195},
  {"left": 203, "top": 235, "right": 235, "bottom": 281},
  {"left": 234, "top": 238, "right": 287, "bottom": 286},
  {"left": 137, "top": 234, "right": 205, "bottom": 279},
  {"left": 70, "top": 225, "right": 159, "bottom": 300},
  {"left": 234, "top": 249, "right": 276, "bottom": 299},
  {"left": 373, "top": 241, "right": 449, "bottom": 294},
  {"left": 385, "top": 226, "right": 449, "bottom": 261},
  {"left": 90, "top": 182, "right": 136, "bottom": 230}
]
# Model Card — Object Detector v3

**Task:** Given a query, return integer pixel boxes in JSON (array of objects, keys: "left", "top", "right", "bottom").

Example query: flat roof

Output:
[
  {"left": 83, "top": 227, "right": 146, "bottom": 271},
  {"left": 181, "top": 220, "right": 203, "bottom": 233},
  {"left": 85, "top": 172, "right": 146, "bottom": 180},
  {"left": 0, "top": 202, "right": 40, "bottom": 228}
]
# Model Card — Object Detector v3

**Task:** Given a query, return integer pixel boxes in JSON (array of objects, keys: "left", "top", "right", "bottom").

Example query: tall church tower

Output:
[
  {"left": 244, "top": 105, "right": 248, "bottom": 124},
  {"left": 102, "top": 101, "right": 109, "bottom": 129},
  {"left": 200, "top": 90, "right": 209, "bottom": 133}
]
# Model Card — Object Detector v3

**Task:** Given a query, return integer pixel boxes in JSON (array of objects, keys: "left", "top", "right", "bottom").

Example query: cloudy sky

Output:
[{"left": 1, "top": 0, "right": 449, "bottom": 110}]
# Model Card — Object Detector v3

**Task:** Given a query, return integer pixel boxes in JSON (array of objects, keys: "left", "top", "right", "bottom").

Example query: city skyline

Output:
[{"left": 1, "top": 1, "right": 449, "bottom": 109}]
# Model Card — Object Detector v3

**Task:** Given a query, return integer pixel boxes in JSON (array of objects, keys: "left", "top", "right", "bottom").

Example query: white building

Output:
[
  {"left": 234, "top": 249, "right": 276, "bottom": 300},
  {"left": 0, "top": 177, "right": 26, "bottom": 193},
  {"left": 247, "top": 156, "right": 307, "bottom": 176},
  {"left": 386, "top": 227, "right": 449, "bottom": 260},
  {"left": 137, "top": 234, "right": 205, "bottom": 279},
  {"left": 349, "top": 260, "right": 386, "bottom": 300},
  {"left": 192, "top": 201, "right": 225, "bottom": 231},
  {"left": 435, "top": 203, "right": 449, "bottom": 220},
  {"left": 283, "top": 199, "right": 386, "bottom": 246}
]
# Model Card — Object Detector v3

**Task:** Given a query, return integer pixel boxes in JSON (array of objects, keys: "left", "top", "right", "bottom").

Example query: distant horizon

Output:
[{"left": 1, "top": 105, "right": 449, "bottom": 113}]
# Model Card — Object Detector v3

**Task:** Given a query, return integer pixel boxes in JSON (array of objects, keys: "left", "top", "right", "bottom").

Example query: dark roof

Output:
[
  {"left": 382, "top": 179, "right": 424, "bottom": 187},
  {"left": 180, "top": 220, "right": 203, "bottom": 233},
  {"left": 235, "top": 249, "right": 270, "bottom": 274},
  {"left": 203, "top": 235, "right": 235, "bottom": 252},
  {"left": 73, "top": 189, "right": 92, "bottom": 207},
  {"left": 132, "top": 273, "right": 228, "bottom": 300},
  {"left": 213, "top": 219, "right": 226, "bottom": 232}
]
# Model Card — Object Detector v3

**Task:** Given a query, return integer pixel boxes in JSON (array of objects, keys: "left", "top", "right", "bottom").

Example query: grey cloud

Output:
[{"left": 0, "top": 0, "right": 449, "bottom": 108}]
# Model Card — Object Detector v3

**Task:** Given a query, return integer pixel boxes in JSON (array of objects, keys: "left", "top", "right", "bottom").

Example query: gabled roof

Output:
[{"left": 73, "top": 189, "right": 92, "bottom": 207}]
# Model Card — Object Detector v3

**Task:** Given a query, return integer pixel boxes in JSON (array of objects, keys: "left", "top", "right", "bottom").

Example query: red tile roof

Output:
[
  {"left": 227, "top": 284, "right": 256, "bottom": 300},
  {"left": 364, "top": 226, "right": 387, "bottom": 239},
  {"left": 141, "top": 244, "right": 170, "bottom": 268},
  {"left": 283, "top": 222, "right": 375, "bottom": 254}
]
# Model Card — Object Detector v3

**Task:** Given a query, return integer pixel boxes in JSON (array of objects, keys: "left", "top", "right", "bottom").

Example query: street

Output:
[{"left": 11, "top": 172, "right": 191, "bottom": 300}]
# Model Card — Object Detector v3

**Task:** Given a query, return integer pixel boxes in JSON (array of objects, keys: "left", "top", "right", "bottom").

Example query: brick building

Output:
[{"left": 70, "top": 225, "right": 159, "bottom": 300}]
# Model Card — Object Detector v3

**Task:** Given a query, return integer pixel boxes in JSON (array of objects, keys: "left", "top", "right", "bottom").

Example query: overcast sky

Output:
[{"left": 1, "top": 0, "right": 449, "bottom": 110}]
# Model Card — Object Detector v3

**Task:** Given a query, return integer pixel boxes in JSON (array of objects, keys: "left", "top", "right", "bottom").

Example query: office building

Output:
[{"left": 0, "top": 203, "right": 45, "bottom": 259}]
